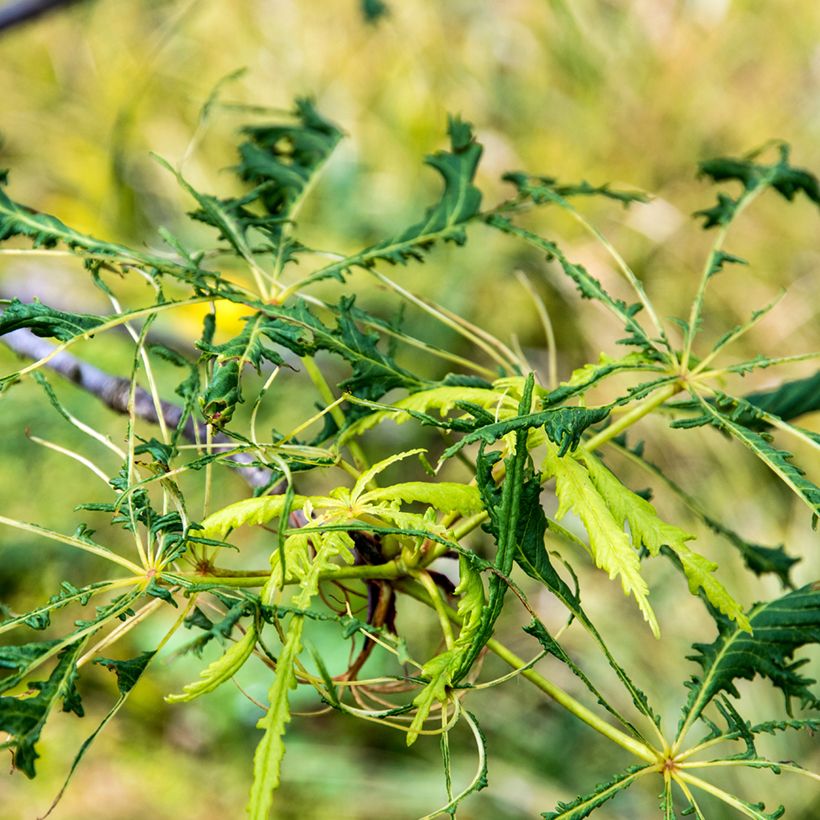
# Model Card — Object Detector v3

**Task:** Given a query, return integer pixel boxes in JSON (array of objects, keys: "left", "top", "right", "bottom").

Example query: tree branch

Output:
[
  {"left": 1, "top": 327, "right": 273, "bottom": 488},
  {"left": 0, "top": 0, "right": 84, "bottom": 33}
]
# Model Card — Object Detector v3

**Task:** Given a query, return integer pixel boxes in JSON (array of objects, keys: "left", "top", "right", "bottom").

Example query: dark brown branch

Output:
[
  {"left": 1, "top": 327, "right": 273, "bottom": 488},
  {"left": 0, "top": 0, "right": 85, "bottom": 33}
]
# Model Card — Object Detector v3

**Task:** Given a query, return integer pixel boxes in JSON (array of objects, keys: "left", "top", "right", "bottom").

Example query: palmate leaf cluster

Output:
[{"left": 0, "top": 98, "right": 818, "bottom": 819}]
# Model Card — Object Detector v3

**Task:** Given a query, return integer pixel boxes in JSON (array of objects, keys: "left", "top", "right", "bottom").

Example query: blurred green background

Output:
[{"left": 1, "top": 1, "right": 818, "bottom": 818}]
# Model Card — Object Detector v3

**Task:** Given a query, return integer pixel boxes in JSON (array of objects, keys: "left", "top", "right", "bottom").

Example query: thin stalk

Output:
[
  {"left": 515, "top": 270, "right": 558, "bottom": 389},
  {"left": 26, "top": 434, "right": 112, "bottom": 486},
  {"left": 0, "top": 516, "right": 144, "bottom": 574},
  {"left": 298, "top": 292, "right": 497, "bottom": 378},
  {"left": 583, "top": 382, "right": 680, "bottom": 452},
  {"left": 371, "top": 271, "right": 520, "bottom": 372},
  {"left": 301, "top": 356, "right": 370, "bottom": 473},
  {"left": 673, "top": 771, "right": 771, "bottom": 818},
  {"left": 397, "top": 579, "right": 660, "bottom": 763},
  {"left": 561, "top": 201, "right": 671, "bottom": 354},
  {"left": 672, "top": 776, "right": 707, "bottom": 820},
  {"left": 77, "top": 596, "right": 164, "bottom": 668},
  {"left": 416, "top": 571, "right": 456, "bottom": 649},
  {"left": 678, "top": 759, "right": 820, "bottom": 783},
  {"left": 680, "top": 188, "right": 763, "bottom": 374}
]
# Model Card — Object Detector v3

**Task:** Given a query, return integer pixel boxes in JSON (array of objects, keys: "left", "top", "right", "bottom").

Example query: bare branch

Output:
[
  {"left": 0, "top": 0, "right": 84, "bottom": 33},
  {"left": 1, "top": 327, "right": 273, "bottom": 488}
]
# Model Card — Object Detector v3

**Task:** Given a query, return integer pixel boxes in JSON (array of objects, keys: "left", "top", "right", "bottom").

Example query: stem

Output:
[
  {"left": 680, "top": 188, "right": 763, "bottom": 374},
  {"left": 416, "top": 571, "right": 456, "bottom": 650},
  {"left": 301, "top": 356, "right": 370, "bottom": 473},
  {"left": 397, "top": 579, "right": 659, "bottom": 763},
  {"left": 673, "top": 771, "right": 770, "bottom": 818},
  {"left": 678, "top": 760, "right": 820, "bottom": 783},
  {"left": 0, "top": 516, "right": 145, "bottom": 574},
  {"left": 583, "top": 382, "right": 680, "bottom": 452}
]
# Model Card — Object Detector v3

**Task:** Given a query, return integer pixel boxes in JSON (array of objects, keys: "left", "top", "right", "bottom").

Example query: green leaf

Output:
[
  {"left": 0, "top": 298, "right": 104, "bottom": 342},
  {"left": 94, "top": 651, "right": 155, "bottom": 696},
  {"left": 513, "top": 479, "right": 658, "bottom": 730},
  {"left": 677, "top": 584, "right": 820, "bottom": 743},
  {"left": 361, "top": 0, "right": 389, "bottom": 24},
  {"left": 503, "top": 171, "right": 650, "bottom": 208},
  {"left": 741, "top": 370, "right": 820, "bottom": 427},
  {"left": 407, "top": 557, "right": 485, "bottom": 745},
  {"left": 234, "top": 98, "right": 342, "bottom": 240},
  {"left": 41, "top": 651, "right": 155, "bottom": 818},
  {"left": 693, "top": 394, "right": 820, "bottom": 517},
  {"left": 543, "top": 445, "right": 660, "bottom": 637},
  {"left": 454, "top": 375, "right": 536, "bottom": 680},
  {"left": 165, "top": 624, "right": 257, "bottom": 703},
  {"left": 543, "top": 352, "right": 660, "bottom": 407},
  {"left": 541, "top": 763, "right": 651, "bottom": 820},
  {"left": 0, "top": 174, "right": 210, "bottom": 289},
  {"left": 340, "top": 384, "right": 515, "bottom": 442},
  {"left": 0, "top": 640, "right": 85, "bottom": 778},
  {"left": 612, "top": 437, "right": 799, "bottom": 587},
  {"left": 543, "top": 405, "right": 611, "bottom": 456},
  {"left": 197, "top": 313, "right": 286, "bottom": 425},
  {"left": 301, "top": 116, "right": 483, "bottom": 286},
  {"left": 351, "top": 448, "right": 426, "bottom": 500},
  {"left": 260, "top": 297, "right": 425, "bottom": 403}
]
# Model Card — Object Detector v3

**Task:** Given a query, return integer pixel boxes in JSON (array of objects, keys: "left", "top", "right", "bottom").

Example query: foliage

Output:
[{"left": 0, "top": 96, "right": 818, "bottom": 820}]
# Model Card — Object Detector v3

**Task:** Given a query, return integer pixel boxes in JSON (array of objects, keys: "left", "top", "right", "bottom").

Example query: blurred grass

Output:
[{"left": 1, "top": 1, "right": 819, "bottom": 817}]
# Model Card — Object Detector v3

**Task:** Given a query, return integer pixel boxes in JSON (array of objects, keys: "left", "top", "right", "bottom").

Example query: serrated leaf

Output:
[
  {"left": 677, "top": 584, "right": 820, "bottom": 743},
  {"left": 734, "top": 370, "right": 820, "bottom": 430},
  {"left": 259, "top": 297, "right": 425, "bottom": 403},
  {"left": 41, "top": 651, "right": 155, "bottom": 818},
  {"left": 541, "top": 763, "right": 651, "bottom": 820},
  {"left": 544, "top": 352, "right": 659, "bottom": 407},
  {"left": 407, "top": 557, "right": 485, "bottom": 745},
  {"left": 197, "top": 313, "right": 286, "bottom": 425},
  {"left": 694, "top": 395, "right": 819, "bottom": 517},
  {"left": 543, "top": 445, "right": 659, "bottom": 637},
  {"left": 611, "top": 438, "right": 799, "bottom": 587},
  {"left": 351, "top": 448, "right": 426, "bottom": 499},
  {"left": 363, "top": 482, "right": 483, "bottom": 516},
  {"left": 543, "top": 405, "right": 611, "bottom": 456},
  {"left": 246, "top": 617, "right": 301, "bottom": 819},
  {"left": 200, "top": 495, "right": 305, "bottom": 540},
  {"left": 580, "top": 452, "right": 750, "bottom": 630},
  {"left": 450, "top": 376, "right": 537, "bottom": 680},
  {"left": 302, "top": 116, "right": 483, "bottom": 286},
  {"left": 0, "top": 298, "right": 104, "bottom": 343},
  {"left": 165, "top": 624, "right": 257, "bottom": 703},
  {"left": 503, "top": 172, "right": 650, "bottom": 208},
  {"left": 339, "top": 384, "right": 515, "bottom": 442},
  {"left": 0, "top": 641, "right": 85, "bottom": 778}
]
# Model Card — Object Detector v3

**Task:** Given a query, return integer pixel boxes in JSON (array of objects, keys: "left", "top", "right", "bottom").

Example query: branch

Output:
[
  {"left": 0, "top": 0, "right": 84, "bottom": 33},
  {"left": 1, "top": 327, "right": 272, "bottom": 488}
]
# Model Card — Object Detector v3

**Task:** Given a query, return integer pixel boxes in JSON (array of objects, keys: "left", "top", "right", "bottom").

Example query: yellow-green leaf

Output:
[
  {"left": 246, "top": 618, "right": 302, "bottom": 819},
  {"left": 543, "top": 445, "right": 659, "bottom": 637},
  {"left": 581, "top": 452, "right": 750, "bottom": 631},
  {"left": 351, "top": 448, "right": 426, "bottom": 500},
  {"left": 199, "top": 495, "right": 306, "bottom": 540},
  {"left": 165, "top": 624, "right": 257, "bottom": 703},
  {"left": 363, "top": 482, "right": 483, "bottom": 515}
]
